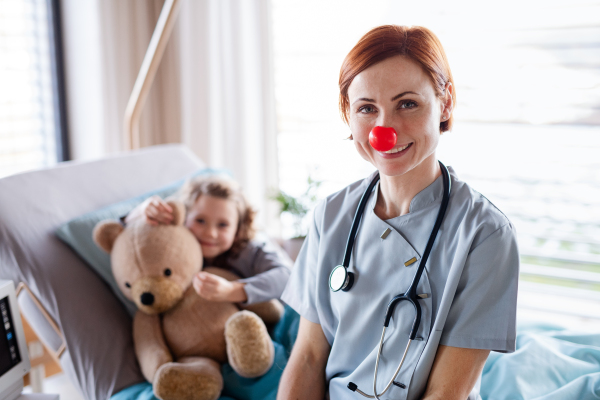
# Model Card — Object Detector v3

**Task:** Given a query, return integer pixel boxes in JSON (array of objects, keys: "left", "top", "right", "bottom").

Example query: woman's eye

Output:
[
  {"left": 399, "top": 100, "right": 417, "bottom": 109},
  {"left": 219, "top": 223, "right": 229, "bottom": 228},
  {"left": 358, "top": 105, "right": 376, "bottom": 114},
  {"left": 196, "top": 218, "right": 205, "bottom": 224}
]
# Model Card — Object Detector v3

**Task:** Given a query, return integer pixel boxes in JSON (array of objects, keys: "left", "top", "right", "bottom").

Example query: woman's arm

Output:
[
  {"left": 421, "top": 345, "right": 489, "bottom": 400},
  {"left": 277, "top": 316, "right": 331, "bottom": 400}
]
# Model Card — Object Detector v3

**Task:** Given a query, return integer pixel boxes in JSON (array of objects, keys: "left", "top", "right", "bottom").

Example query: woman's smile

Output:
[{"left": 381, "top": 142, "right": 413, "bottom": 156}]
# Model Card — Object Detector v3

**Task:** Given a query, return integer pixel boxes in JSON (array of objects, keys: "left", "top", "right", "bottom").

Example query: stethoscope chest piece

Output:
[{"left": 329, "top": 265, "right": 354, "bottom": 292}]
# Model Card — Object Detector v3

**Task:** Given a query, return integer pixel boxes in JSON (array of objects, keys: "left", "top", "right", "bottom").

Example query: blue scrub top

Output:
[{"left": 281, "top": 166, "right": 519, "bottom": 400}]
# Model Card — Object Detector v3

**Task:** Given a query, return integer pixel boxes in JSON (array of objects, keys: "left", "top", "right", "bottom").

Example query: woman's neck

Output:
[{"left": 375, "top": 154, "right": 440, "bottom": 220}]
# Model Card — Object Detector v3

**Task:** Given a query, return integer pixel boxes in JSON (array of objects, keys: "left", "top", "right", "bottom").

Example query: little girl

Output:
[{"left": 126, "top": 174, "right": 292, "bottom": 304}]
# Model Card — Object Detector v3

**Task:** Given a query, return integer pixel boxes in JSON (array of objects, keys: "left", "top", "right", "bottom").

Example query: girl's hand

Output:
[
  {"left": 193, "top": 272, "right": 248, "bottom": 303},
  {"left": 141, "top": 195, "right": 174, "bottom": 225},
  {"left": 125, "top": 195, "right": 174, "bottom": 225}
]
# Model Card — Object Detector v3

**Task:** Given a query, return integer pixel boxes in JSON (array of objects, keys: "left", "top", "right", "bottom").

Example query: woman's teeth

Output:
[{"left": 383, "top": 143, "right": 411, "bottom": 154}]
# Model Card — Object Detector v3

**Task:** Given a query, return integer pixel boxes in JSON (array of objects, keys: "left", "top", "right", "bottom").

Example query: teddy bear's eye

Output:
[
  {"left": 125, "top": 282, "right": 131, "bottom": 288},
  {"left": 164, "top": 269, "right": 172, "bottom": 277}
]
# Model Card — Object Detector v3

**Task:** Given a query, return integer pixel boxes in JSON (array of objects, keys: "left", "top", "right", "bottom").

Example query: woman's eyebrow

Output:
[
  {"left": 391, "top": 91, "right": 418, "bottom": 101},
  {"left": 352, "top": 91, "right": 419, "bottom": 105},
  {"left": 352, "top": 97, "right": 375, "bottom": 105}
]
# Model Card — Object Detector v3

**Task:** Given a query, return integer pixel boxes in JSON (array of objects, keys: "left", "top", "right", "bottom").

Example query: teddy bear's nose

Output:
[{"left": 140, "top": 292, "right": 155, "bottom": 306}]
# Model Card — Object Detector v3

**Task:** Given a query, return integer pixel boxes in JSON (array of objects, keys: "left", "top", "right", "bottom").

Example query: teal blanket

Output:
[{"left": 112, "top": 312, "right": 600, "bottom": 400}]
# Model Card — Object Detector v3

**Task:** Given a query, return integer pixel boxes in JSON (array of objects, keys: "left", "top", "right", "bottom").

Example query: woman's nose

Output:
[{"left": 376, "top": 112, "right": 394, "bottom": 130}]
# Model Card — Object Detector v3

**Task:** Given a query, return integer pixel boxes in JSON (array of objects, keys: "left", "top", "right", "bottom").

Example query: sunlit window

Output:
[
  {"left": 0, "top": 0, "right": 61, "bottom": 178},
  {"left": 273, "top": 0, "right": 600, "bottom": 326}
]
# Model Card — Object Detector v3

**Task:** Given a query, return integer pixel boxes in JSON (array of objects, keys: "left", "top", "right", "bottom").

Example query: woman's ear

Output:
[
  {"left": 441, "top": 82, "right": 453, "bottom": 121},
  {"left": 166, "top": 200, "right": 186, "bottom": 226}
]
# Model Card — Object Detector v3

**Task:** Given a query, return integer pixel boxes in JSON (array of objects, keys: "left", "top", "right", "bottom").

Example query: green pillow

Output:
[{"left": 56, "top": 168, "right": 226, "bottom": 316}]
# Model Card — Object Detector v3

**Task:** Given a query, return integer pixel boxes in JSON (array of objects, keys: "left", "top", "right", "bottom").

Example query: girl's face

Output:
[
  {"left": 347, "top": 55, "right": 451, "bottom": 179},
  {"left": 185, "top": 195, "right": 239, "bottom": 262}
]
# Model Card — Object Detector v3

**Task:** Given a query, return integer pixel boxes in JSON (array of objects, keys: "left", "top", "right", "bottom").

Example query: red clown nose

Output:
[{"left": 369, "top": 126, "right": 397, "bottom": 152}]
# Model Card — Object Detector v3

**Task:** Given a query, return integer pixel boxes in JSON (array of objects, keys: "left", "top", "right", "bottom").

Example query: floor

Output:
[{"left": 23, "top": 373, "right": 83, "bottom": 400}]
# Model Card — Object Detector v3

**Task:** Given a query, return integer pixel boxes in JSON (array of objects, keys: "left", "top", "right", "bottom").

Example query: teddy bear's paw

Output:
[
  {"left": 153, "top": 358, "right": 223, "bottom": 400},
  {"left": 225, "top": 310, "right": 275, "bottom": 378}
]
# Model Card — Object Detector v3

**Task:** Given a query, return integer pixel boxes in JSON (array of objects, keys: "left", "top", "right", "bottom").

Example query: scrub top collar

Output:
[{"left": 369, "top": 165, "right": 454, "bottom": 215}]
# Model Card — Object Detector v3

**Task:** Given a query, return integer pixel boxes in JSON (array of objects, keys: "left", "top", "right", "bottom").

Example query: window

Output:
[
  {"left": 273, "top": 0, "right": 600, "bottom": 326},
  {"left": 0, "top": 0, "right": 67, "bottom": 178}
]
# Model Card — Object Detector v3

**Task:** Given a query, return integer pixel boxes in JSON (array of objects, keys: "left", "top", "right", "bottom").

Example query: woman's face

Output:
[{"left": 348, "top": 55, "right": 451, "bottom": 179}]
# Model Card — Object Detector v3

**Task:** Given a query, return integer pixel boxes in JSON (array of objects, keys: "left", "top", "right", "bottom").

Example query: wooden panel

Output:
[{"left": 21, "top": 314, "right": 63, "bottom": 384}]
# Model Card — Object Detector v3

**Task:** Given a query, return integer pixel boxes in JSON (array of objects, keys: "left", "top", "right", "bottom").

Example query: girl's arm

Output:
[
  {"left": 195, "top": 239, "right": 291, "bottom": 303},
  {"left": 192, "top": 272, "right": 248, "bottom": 302},
  {"left": 421, "top": 345, "right": 489, "bottom": 400},
  {"left": 230, "top": 239, "right": 293, "bottom": 304},
  {"left": 277, "top": 316, "right": 330, "bottom": 400}
]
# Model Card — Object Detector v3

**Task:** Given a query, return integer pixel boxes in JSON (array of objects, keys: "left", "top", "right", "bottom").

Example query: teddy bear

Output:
[{"left": 93, "top": 200, "right": 284, "bottom": 400}]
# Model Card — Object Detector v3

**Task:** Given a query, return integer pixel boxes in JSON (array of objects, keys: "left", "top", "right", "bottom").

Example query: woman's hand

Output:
[
  {"left": 126, "top": 195, "right": 174, "bottom": 226},
  {"left": 192, "top": 271, "right": 248, "bottom": 303}
]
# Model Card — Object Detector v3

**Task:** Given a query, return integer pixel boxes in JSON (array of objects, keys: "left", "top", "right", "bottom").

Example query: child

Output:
[{"left": 126, "top": 175, "right": 292, "bottom": 304}]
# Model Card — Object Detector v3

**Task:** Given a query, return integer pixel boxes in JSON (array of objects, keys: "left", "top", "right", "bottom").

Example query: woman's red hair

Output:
[{"left": 339, "top": 25, "right": 456, "bottom": 132}]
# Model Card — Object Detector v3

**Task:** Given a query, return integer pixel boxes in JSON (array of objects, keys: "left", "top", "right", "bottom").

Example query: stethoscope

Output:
[{"left": 329, "top": 160, "right": 451, "bottom": 399}]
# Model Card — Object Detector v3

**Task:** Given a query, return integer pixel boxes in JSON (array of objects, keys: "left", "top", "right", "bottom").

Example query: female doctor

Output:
[{"left": 278, "top": 25, "right": 519, "bottom": 400}]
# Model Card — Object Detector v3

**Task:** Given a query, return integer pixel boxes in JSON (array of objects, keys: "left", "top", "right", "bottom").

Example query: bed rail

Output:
[{"left": 123, "top": 0, "right": 182, "bottom": 150}]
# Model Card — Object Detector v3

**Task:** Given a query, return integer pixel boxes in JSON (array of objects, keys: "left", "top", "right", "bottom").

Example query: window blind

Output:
[{"left": 0, "top": 0, "right": 58, "bottom": 178}]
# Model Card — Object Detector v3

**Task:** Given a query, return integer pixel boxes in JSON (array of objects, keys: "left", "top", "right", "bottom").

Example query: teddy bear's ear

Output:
[
  {"left": 93, "top": 220, "right": 125, "bottom": 253},
  {"left": 166, "top": 200, "right": 186, "bottom": 226}
]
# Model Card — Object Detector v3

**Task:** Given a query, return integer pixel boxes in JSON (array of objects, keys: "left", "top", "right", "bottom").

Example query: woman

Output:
[{"left": 278, "top": 25, "right": 519, "bottom": 400}]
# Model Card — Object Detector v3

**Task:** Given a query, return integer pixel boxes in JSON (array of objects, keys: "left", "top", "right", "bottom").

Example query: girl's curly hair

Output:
[{"left": 177, "top": 174, "right": 256, "bottom": 267}]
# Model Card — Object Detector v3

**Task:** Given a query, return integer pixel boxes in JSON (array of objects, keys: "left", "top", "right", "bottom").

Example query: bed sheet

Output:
[{"left": 481, "top": 322, "right": 600, "bottom": 400}]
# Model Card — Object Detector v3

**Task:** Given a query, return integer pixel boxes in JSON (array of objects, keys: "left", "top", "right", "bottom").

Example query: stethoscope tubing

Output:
[
  {"left": 384, "top": 162, "right": 452, "bottom": 338},
  {"left": 346, "top": 161, "right": 452, "bottom": 398},
  {"left": 342, "top": 173, "right": 381, "bottom": 268}
]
